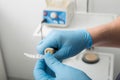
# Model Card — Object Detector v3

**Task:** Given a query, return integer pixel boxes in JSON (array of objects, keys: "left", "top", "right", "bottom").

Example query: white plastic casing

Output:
[
  {"left": 63, "top": 50, "right": 114, "bottom": 80},
  {"left": 43, "top": 0, "right": 75, "bottom": 27}
]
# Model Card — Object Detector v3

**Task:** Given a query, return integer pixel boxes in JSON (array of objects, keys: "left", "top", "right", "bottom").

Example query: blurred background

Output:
[{"left": 0, "top": 0, "right": 120, "bottom": 80}]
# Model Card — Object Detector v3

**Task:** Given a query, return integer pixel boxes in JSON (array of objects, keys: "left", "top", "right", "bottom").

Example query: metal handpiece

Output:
[{"left": 24, "top": 48, "right": 54, "bottom": 59}]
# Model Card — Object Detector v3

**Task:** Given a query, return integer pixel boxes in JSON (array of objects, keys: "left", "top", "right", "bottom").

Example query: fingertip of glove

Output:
[
  {"left": 36, "top": 46, "right": 44, "bottom": 55},
  {"left": 44, "top": 53, "right": 53, "bottom": 59}
]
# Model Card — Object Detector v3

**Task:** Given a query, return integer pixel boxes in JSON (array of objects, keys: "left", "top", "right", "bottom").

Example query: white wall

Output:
[
  {"left": 89, "top": 0, "right": 120, "bottom": 15},
  {"left": 0, "top": 0, "right": 46, "bottom": 79}
]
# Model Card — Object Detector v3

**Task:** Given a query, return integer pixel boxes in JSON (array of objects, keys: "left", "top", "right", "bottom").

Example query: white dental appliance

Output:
[
  {"left": 43, "top": 0, "right": 75, "bottom": 27},
  {"left": 32, "top": 0, "right": 117, "bottom": 79}
]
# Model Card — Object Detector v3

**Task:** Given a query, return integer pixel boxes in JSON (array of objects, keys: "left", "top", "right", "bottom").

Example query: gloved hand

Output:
[
  {"left": 34, "top": 53, "right": 91, "bottom": 80},
  {"left": 36, "top": 29, "right": 93, "bottom": 60}
]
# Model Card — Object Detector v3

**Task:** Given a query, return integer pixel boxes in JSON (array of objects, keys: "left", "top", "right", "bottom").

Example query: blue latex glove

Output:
[
  {"left": 36, "top": 29, "right": 93, "bottom": 60},
  {"left": 34, "top": 53, "right": 91, "bottom": 80}
]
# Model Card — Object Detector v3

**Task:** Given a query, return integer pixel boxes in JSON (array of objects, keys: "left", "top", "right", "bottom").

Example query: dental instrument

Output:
[{"left": 24, "top": 48, "right": 54, "bottom": 59}]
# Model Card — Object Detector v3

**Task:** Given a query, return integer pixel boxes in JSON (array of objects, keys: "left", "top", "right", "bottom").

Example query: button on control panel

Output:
[{"left": 50, "top": 12, "right": 57, "bottom": 19}]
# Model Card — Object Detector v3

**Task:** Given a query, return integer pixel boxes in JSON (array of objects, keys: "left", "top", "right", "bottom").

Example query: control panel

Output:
[{"left": 43, "top": 10, "right": 66, "bottom": 25}]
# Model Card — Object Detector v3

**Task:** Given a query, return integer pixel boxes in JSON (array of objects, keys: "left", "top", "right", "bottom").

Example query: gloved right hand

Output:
[
  {"left": 37, "top": 29, "right": 93, "bottom": 60},
  {"left": 34, "top": 53, "right": 92, "bottom": 80}
]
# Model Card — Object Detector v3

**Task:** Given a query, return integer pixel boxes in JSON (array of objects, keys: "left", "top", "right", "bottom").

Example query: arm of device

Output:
[{"left": 88, "top": 17, "right": 120, "bottom": 47}]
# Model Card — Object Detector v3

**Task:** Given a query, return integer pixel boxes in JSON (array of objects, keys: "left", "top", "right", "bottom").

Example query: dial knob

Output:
[
  {"left": 53, "top": 20, "right": 58, "bottom": 24},
  {"left": 44, "top": 11, "right": 47, "bottom": 16},
  {"left": 82, "top": 52, "right": 99, "bottom": 64},
  {"left": 50, "top": 12, "right": 57, "bottom": 19},
  {"left": 59, "top": 20, "right": 64, "bottom": 24}
]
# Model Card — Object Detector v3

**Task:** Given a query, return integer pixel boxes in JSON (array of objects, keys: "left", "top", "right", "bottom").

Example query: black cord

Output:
[
  {"left": 40, "top": 19, "right": 47, "bottom": 40},
  {"left": 41, "top": 19, "right": 47, "bottom": 23}
]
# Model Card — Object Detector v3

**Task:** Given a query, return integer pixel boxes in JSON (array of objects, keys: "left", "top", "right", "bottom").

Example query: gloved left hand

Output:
[{"left": 34, "top": 53, "right": 91, "bottom": 80}]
